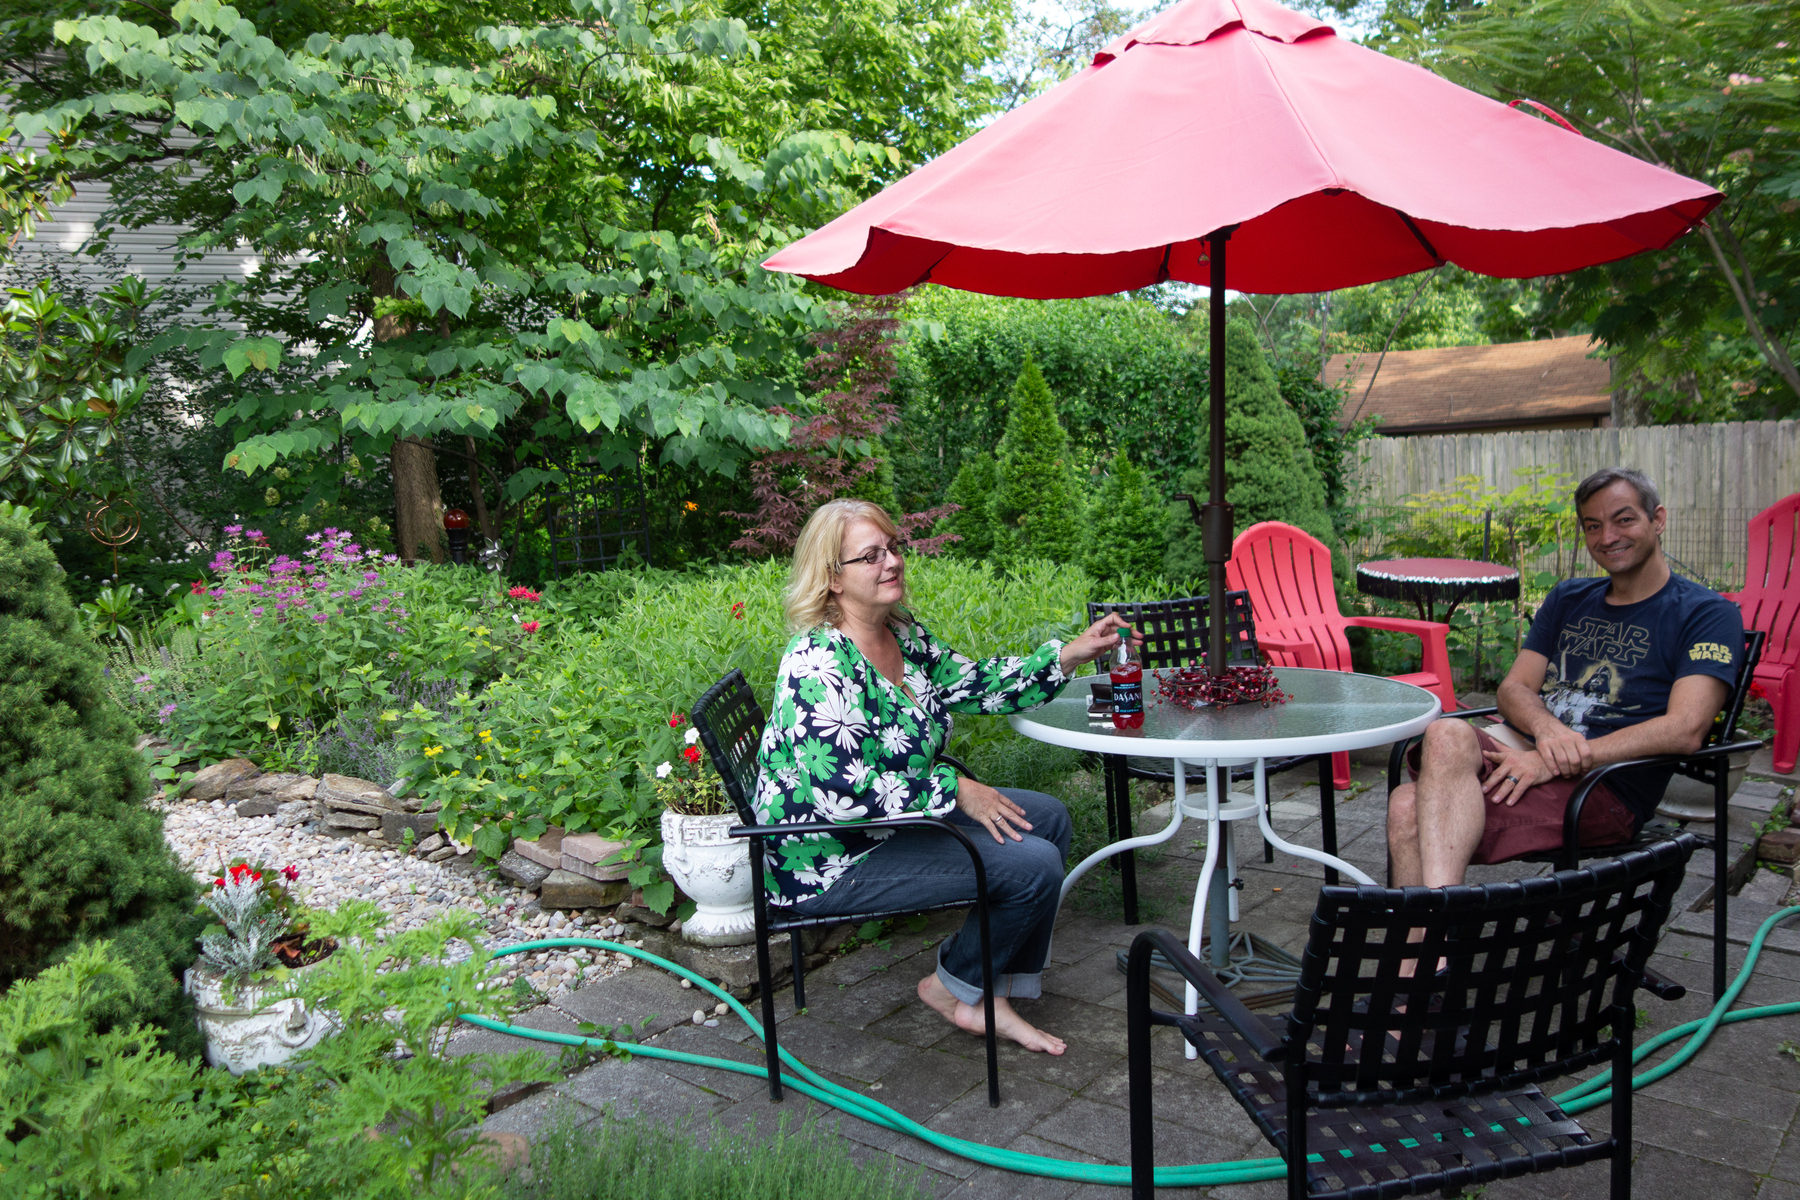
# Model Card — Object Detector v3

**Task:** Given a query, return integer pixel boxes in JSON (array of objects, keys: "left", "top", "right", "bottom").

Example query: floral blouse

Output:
[{"left": 752, "top": 620, "right": 1069, "bottom": 906}]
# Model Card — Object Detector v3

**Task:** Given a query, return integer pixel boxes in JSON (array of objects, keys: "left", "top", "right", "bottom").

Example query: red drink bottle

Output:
[{"left": 1110, "top": 628, "right": 1144, "bottom": 730}]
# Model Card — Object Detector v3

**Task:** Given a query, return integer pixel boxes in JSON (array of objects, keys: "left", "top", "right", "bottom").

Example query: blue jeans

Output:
[{"left": 788, "top": 789, "right": 1071, "bottom": 1005}]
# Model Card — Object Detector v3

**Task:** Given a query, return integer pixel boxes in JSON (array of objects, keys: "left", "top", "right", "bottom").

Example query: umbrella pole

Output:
[{"left": 1203, "top": 228, "right": 1235, "bottom": 677}]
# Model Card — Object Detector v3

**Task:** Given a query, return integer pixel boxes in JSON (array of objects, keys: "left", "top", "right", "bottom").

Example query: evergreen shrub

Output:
[
  {"left": 1084, "top": 453, "right": 1166, "bottom": 593},
  {"left": 1164, "top": 321, "right": 1333, "bottom": 581},
  {"left": 991, "top": 359, "right": 1085, "bottom": 569},
  {"left": 934, "top": 451, "right": 998, "bottom": 561},
  {"left": 0, "top": 507, "right": 200, "bottom": 1053}
]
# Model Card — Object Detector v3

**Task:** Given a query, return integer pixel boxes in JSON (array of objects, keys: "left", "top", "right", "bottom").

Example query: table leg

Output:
[
  {"left": 1110, "top": 755, "right": 1140, "bottom": 924},
  {"left": 1254, "top": 757, "right": 1376, "bottom": 886},
  {"left": 1317, "top": 754, "right": 1339, "bottom": 887},
  {"left": 1184, "top": 759, "right": 1218, "bottom": 1059}
]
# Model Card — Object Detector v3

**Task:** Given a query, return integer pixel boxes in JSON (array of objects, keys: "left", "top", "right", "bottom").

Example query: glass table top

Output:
[{"left": 1011, "top": 667, "right": 1440, "bottom": 757}]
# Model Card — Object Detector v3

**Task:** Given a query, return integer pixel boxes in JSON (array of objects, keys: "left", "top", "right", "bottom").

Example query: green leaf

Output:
[{"left": 220, "top": 337, "right": 282, "bottom": 379}]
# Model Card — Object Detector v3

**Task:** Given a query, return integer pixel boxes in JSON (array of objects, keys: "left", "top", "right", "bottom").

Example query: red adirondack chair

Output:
[
  {"left": 1722, "top": 494, "right": 1800, "bottom": 774},
  {"left": 1226, "top": 521, "right": 1458, "bottom": 788}
]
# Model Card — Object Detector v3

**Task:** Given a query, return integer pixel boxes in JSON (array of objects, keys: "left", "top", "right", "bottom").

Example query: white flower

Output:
[
  {"left": 656, "top": 761, "right": 673, "bottom": 778},
  {"left": 788, "top": 643, "right": 841, "bottom": 682},
  {"left": 873, "top": 773, "right": 912, "bottom": 815},
  {"left": 811, "top": 689, "right": 869, "bottom": 751},
  {"left": 813, "top": 788, "right": 869, "bottom": 822},
  {"left": 684, "top": 727, "right": 699, "bottom": 744},
  {"left": 879, "top": 726, "right": 909, "bottom": 756}
]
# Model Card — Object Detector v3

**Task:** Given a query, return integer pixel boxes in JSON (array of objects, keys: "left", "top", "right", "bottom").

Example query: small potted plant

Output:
[
  {"left": 183, "top": 861, "right": 337, "bottom": 1074},
  {"left": 656, "top": 714, "right": 754, "bottom": 946}
]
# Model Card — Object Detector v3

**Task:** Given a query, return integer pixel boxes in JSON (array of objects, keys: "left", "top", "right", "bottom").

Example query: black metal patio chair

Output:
[
  {"left": 1087, "top": 591, "right": 1343, "bottom": 923},
  {"left": 1126, "top": 832, "right": 1700, "bottom": 1199},
  {"left": 1384, "top": 628, "right": 1765, "bottom": 1000},
  {"left": 690, "top": 668, "right": 1002, "bottom": 1106}
]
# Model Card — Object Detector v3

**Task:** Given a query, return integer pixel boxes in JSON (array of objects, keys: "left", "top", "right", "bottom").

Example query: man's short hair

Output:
[{"left": 1575, "top": 467, "right": 1661, "bottom": 516}]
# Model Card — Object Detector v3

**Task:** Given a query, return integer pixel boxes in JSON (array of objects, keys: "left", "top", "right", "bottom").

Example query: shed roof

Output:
[{"left": 1326, "top": 335, "right": 1611, "bottom": 433}]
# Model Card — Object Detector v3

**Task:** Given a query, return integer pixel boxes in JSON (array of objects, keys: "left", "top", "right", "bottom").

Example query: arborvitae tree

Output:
[
  {"left": 991, "top": 358, "right": 1084, "bottom": 568},
  {"left": 1165, "top": 321, "right": 1333, "bottom": 581},
  {"left": 0, "top": 506, "right": 200, "bottom": 1053},
  {"left": 1085, "top": 452, "right": 1166, "bottom": 593},
  {"left": 934, "top": 452, "right": 999, "bottom": 561}
]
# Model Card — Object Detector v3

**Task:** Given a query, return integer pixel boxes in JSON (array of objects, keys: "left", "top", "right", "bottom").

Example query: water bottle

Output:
[{"left": 1109, "top": 627, "right": 1143, "bottom": 730}]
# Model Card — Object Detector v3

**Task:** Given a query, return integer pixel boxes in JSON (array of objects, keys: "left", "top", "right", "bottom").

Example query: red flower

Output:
[
  {"left": 213, "top": 877, "right": 226, "bottom": 888},
  {"left": 521, "top": 620, "right": 540, "bottom": 633},
  {"left": 1750, "top": 681, "right": 1769, "bottom": 700},
  {"left": 508, "top": 586, "right": 542, "bottom": 602},
  {"left": 669, "top": 712, "right": 686, "bottom": 728},
  {"left": 226, "top": 863, "right": 262, "bottom": 885},
  {"left": 684, "top": 745, "right": 702, "bottom": 764},
  {"left": 190, "top": 580, "right": 210, "bottom": 594},
  {"left": 730, "top": 601, "right": 745, "bottom": 620},
  {"left": 280, "top": 865, "right": 300, "bottom": 882}
]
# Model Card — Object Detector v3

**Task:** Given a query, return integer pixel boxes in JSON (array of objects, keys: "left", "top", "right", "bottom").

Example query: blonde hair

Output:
[{"left": 784, "top": 499, "right": 908, "bottom": 631}]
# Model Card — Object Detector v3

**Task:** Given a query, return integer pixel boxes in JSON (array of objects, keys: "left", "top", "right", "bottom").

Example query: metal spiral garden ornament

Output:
[{"left": 86, "top": 498, "right": 141, "bottom": 580}]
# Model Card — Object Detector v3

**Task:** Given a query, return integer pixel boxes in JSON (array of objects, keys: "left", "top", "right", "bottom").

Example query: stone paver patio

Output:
[{"left": 466, "top": 739, "right": 1800, "bottom": 1198}]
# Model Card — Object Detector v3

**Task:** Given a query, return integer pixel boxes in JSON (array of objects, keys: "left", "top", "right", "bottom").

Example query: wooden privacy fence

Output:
[
  {"left": 1349, "top": 420, "right": 1800, "bottom": 513},
  {"left": 1346, "top": 421, "right": 1800, "bottom": 594}
]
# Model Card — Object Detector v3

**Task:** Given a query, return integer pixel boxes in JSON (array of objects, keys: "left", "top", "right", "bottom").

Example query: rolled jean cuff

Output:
[{"left": 936, "top": 954, "right": 1042, "bottom": 1005}]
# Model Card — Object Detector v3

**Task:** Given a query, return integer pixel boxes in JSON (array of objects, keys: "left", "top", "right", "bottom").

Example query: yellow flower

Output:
[
  {"left": 451, "top": 769, "right": 461, "bottom": 776},
  {"left": 683, "top": 500, "right": 698, "bottom": 512},
  {"left": 423, "top": 745, "right": 444, "bottom": 758},
  {"left": 478, "top": 729, "right": 493, "bottom": 741}
]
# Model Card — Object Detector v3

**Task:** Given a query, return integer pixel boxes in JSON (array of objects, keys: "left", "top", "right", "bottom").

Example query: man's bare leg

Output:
[
  {"left": 917, "top": 974, "right": 1067, "bottom": 1055},
  {"left": 1387, "top": 719, "right": 1488, "bottom": 976}
]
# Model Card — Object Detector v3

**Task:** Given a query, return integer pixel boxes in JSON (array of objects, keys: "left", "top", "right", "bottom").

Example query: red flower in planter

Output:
[{"left": 684, "top": 745, "right": 702, "bottom": 764}]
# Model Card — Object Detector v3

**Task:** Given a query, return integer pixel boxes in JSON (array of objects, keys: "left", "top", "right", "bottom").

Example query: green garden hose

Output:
[{"left": 462, "top": 905, "right": 1800, "bottom": 1188}]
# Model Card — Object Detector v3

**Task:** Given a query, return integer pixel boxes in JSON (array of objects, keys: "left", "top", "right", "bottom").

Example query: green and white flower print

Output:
[{"left": 753, "top": 620, "right": 1067, "bottom": 905}]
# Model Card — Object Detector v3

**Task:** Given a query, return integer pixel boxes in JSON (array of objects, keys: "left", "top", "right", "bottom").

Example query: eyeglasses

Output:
[{"left": 837, "top": 542, "right": 903, "bottom": 570}]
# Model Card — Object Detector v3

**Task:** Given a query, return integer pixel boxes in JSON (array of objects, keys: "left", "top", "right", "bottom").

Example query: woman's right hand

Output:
[{"left": 956, "top": 777, "right": 1032, "bottom": 843}]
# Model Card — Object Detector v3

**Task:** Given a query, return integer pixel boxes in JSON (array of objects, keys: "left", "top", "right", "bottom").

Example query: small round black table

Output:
[{"left": 1356, "top": 557, "right": 1521, "bottom": 624}]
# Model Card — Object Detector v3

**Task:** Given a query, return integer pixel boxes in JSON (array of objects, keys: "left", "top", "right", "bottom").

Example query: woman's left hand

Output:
[{"left": 1059, "top": 612, "right": 1143, "bottom": 676}]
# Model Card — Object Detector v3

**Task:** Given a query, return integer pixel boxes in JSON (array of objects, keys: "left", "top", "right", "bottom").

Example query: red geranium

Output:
[
  {"left": 684, "top": 745, "right": 702, "bottom": 764},
  {"left": 1749, "top": 681, "right": 1769, "bottom": 700}
]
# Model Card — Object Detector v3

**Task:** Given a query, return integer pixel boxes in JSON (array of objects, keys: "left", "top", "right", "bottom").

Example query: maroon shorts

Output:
[{"left": 1406, "top": 728, "right": 1639, "bottom": 864}]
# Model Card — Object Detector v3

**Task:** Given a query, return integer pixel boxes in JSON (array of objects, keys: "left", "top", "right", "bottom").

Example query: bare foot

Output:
[
  {"left": 917, "top": 974, "right": 960, "bottom": 1022},
  {"left": 953, "top": 996, "right": 1066, "bottom": 1055}
]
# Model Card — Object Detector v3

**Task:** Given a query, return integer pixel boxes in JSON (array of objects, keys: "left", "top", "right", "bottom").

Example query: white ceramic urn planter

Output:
[
  {"left": 660, "top": 809, "right": 756, "bottom": 946},
  {"left": 184, "top": 963, "right": 335, "bottom": 1074}
]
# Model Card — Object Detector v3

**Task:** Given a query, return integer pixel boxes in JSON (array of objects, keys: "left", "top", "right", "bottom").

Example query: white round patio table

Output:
[{"left": 1009, "top": 666, "right": 1439, "bottom": 1043}]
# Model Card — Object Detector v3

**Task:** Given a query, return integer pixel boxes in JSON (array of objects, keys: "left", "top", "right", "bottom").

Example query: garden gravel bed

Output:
[{"left": 157, "top": 795, "right": 638, "bottom": 999}]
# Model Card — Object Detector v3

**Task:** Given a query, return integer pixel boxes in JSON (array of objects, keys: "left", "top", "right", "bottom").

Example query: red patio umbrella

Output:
[{"left": 763, "top": 0, "right": 1720, "bottom": 672}]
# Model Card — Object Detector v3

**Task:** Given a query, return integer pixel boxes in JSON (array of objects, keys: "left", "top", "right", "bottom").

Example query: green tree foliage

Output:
[
  {"left": 1084, "top": 452, "right": 1164, "bottom": 593},
  {"left": 10, "top": 0, "right": 1008, "bottom": 570},
  {"left": 1164, "top": 322, "right": 1332, "bottom": 580},
  {"left": 991, "top": 359, "right": 1085, "bottom": 569},
  {"left": 0, "top": 508, "right": 199, "bottom": 1051},
  {"left": 891, "top": 289, "right": 1208, "bottom": 508},
  {"left": 1401, "top": 0, "right": 1800, "bottom": 422},
  {"left": 935, "top": 451, "right": 999, "bottom": 561}
]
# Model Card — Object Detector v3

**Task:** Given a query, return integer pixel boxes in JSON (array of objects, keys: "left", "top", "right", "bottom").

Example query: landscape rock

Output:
[
  {"left": 416, "top": 832, "right": 448, "bottom": 855},
  {"left": 184, "top": 759, "right": 261, "bottom": 801},
  {"left": 560, "top": 833, "right": 631, "bottom": 881},
  {"left": 636, "top": 926, "right": 782, "bottom": 992},
  {"left": 540, "top": 869, "right": 629, "bottom": 910},
  {"left": 614, "top": 902, "right": 676, "bottom": 929},
  {"left": 1760, "top": 828, "right": 1800, "bottom": 865},
  {"left": 381, "top": 810, "right": 440, "bottom": 845},
  {"left": 425, "top": 845, "right": 459, "bottom": 863},
  {"left": 135, "top": 734, "right": 173, "bottom": 758},
  {"left": 496, "top": 850, "right": 552, "bottom": 891},
  {"left": 274, "top": 800, "right": 312, "bottom": 828},
  {"left": 512, "top": 828, "right": 564, "bottom": 870},
  {"left": 317, "top": 774, "right": 394, "bottom": 811},
  {"left": 233, "top": 798, "right": 280, "bottom": 818},
  {"left": 326, "top": 811, "right": 381, "bottom": 830}
]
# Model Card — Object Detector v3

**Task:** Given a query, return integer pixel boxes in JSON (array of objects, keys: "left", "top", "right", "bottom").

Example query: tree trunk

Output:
[
  {"left": 393, "top": 437, "right": 444, "bottom": 564},
  {"left": 371, "top": 262, "right": 442, "bottom": 564}
]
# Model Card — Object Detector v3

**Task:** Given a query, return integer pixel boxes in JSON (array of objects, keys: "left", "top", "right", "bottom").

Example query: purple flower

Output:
[
  {"left": 246, "top": 529, "right": 263, "bottom": 539},
  {"left": 383, "top": 554, "right": 399, "bottom": 564},
  {"left": 223, "top": 524, "right": 243, "bottom": 535},
  {"left": 158, "top": 703, "right": 178, "bottom": 722},
  {"left": 312, "top": 612, "right": 329, "bottom": 622},
  {"left": 250, "top": 606, "right": 265, "bottom": 616},
  {"left": 348, "top": 587, "right": 365, "bottom": 599}
]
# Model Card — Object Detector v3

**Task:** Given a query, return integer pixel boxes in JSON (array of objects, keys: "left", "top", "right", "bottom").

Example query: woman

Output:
[{"left": 754, "top": 499, "right": 1135, "bottom": 1055}]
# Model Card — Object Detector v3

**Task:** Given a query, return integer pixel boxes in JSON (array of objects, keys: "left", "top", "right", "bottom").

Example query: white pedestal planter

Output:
[
  {"left": 1654, "top": 750, "right": 1754, "bottom": 823},
  {"left": 184, "top": 962, "right": 335, "bottom": 1074},
  {"left": 660, "top": 809, "right": 756, "bottom": 946}
]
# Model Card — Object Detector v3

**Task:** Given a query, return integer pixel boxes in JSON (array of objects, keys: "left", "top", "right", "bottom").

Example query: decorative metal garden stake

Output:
[
  {"left": 443, "top": 507, "right": 471, "bottom": 564},
  {"left": 86, "top": 498, "right": 141, "bottom": 580}
]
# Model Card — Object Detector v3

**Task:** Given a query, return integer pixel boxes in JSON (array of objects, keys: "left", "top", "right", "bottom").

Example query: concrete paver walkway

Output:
[{"left": 469, "top": 752, "right": 1800, "bottom": 1198}]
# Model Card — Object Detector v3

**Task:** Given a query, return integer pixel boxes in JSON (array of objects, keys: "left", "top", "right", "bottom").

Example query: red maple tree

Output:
[{"left": 731, "top": 293, "right": 957, "bottom": 557}]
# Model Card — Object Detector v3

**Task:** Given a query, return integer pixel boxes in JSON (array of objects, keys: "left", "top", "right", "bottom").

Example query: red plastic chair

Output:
[
  {"left": 1722, "top": 494, "right": 1800, "bottom": 774},
  {"left": 1226, "top": 521, "right": 1458, "bottom": 788}
]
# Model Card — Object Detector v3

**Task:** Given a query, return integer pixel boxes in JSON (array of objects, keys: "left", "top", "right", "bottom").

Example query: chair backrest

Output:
[
  {"left": 1736, "top": 494, "right": 1800, "bottom": 671},
  {"left": 1086, "top": 591, "right": 1261, "bottom": 670},
  {"left": 1705, "top": 628, "right": 1768, "bottom": 750},
  {"left": 1286, "top": 832, "right": 1697, "bottom": 1105},
  {"left": 1225, "top": 521, "right": 1354, "bottom": 671},
  {"left": 690, "top": 669, "right": 766, "bottom": 826}
]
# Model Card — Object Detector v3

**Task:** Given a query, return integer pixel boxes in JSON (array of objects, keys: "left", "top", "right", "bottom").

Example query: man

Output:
[{"left": 1387, "top": 467, "right": 1743, "bottom": 898}]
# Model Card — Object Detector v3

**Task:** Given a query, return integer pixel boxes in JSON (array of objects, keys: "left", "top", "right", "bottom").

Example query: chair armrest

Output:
[
  {"left": 729, "top": 814, "right": 991, "bottom": 894},
  {"left": 1257, "top": 633, "right": 1325, "bottom": 670},
  {"left": 1127, "top": 928, "right": 1286, "bottom": 1061},
  {"left": 1560, "top": 738, "right": 1766, "bottom": 856},
  {"left": 937, "top": 752, "right": 980, "bottom": 784},
  {"left": 1344, "top": 615, "right": 1451, "bottom": 637}
]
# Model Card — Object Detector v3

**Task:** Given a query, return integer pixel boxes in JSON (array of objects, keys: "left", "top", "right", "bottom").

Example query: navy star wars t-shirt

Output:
[{"left": 1520, "top": 572, "right": 1743, "bottom": 822}]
